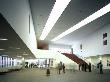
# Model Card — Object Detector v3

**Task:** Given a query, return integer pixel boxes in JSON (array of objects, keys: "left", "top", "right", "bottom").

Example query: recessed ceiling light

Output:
[
  {"left": 23, "top": 54, "right": 28, "bottom": 56},
  {"left": 51, "top": 3, "right": 110, "bottom": 41},
  {"left": 0, "top": 38, "right": 8, "bottom": 41},
  {"left": 2, "top": 55, "right": 8, "bottom": 56},
  {"left": 17, "top": 56, "right": 22, "bottom": 57},
  {"left": 16, "top": 48, "right": 20, "bottom": 49},
  {"left": 9, "top": 47, "right": 20, "bottom": 49},
  {"left": 0, "top": 49, "right": 5, "bottom": 50},
  {"left": 40, "top": 0, "right": 71, "bottom": 40}
]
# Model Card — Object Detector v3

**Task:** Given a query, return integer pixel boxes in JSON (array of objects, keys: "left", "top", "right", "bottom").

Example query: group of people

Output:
[
  {"left": 46, "top": 62, "right": 65, "bottom": 76},
  {"left": 79, "top": 61, "right": 103, "bottom": 74},
  {"left": 79, "top": 63, "right": 91, "bottom": 72},
  {"left": 25, "top": 62, "right": 38, "bottom": 68},
  {"left": 57, "top": 62, "right": 65, "bottom": 74}
]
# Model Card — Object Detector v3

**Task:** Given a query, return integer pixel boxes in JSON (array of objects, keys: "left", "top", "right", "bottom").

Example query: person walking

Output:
[{"left": 62, "top": 63, "right": 65, "bottom": 73}]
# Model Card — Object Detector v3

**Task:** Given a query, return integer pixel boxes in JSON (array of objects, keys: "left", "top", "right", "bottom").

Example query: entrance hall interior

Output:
[{"left": 0, "top": 0, "right": 110, "bottom": 82}]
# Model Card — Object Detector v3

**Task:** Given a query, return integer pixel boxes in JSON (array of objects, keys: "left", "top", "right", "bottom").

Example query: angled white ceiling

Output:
[
  {"left": 54, "top": 12, "right": 110, "bottom": 45},
  {"left": 0, "top": 13, "right": 35, "bottom": 59},
  {"left": 29, "top": 0, "right": 110, "bottom": 45},
  {"left": 29, "top": 0, "right": 55, "bottom": 38}
]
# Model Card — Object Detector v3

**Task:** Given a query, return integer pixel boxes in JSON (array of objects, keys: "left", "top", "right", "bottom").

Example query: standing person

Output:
[
  {"left": 81, "top": 63, "right": 84, "bottom": 71},
  {"left": 62, "top": 63, "right": 65, "bottom": 73},
  {"left": 79, "top": 64, "right": 81, "bottom": 71},
  {"left": 84, "top": 63, "right": 87, "bottom": 72},
  {"left": 97, "top": 62, "right": 100, "bottom": 73},
  {"left": 88, "top": 63, "right": 91, "bottom": 72},
  {"left": 46, "top": 67, "right": 50, "bottom": 76},
  {"left": 99, "top": 61, "right": 103, "bottom": 74},
  {"left": 57, "top": 62, "right": 62, "bottom": 74}
]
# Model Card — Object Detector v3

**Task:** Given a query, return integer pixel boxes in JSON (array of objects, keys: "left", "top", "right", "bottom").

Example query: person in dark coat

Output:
[
  {"left": 99, "top": 61, "right": 103, "bottom": 74},
  {"left": 46, "top": 68, "right": 50, "bottom": 76},
  {"left": 62, "top": 63, "right": 65, "bottom": 73},
  {"left": 84, "top": 63, "right": 87, "bottom": 72},
  {"left": 88, "top": 63, "right": 91, "bottom": 72},
  {"left": 81, "top": 63, "right": 84, "bottom": 71},
  {"left": 79, "top": 64, "right": 81, "bottom": 71}
]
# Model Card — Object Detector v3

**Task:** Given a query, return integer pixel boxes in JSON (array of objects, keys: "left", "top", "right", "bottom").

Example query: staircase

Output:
[{"left": 62, "top": 53, "right": 87, "bottom": 65}]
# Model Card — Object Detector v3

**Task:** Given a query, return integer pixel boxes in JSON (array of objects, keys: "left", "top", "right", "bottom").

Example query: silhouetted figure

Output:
[
  {"left": 46, "top": 68, "right": 50, "bottom": 76},
  {"left": 84, "top": 63, "right": 87, "bottom": 72},
  {"left": 79, "top": 64, "right": 81, "bottom": 71},
  {"left": 62, "top": 63, "right": 65, "bottom": 73},
  {"left": 25, "top": 62, "right": 28, "bottom": 68},
  {"left": 81, "top": 64, "right": 84, "bottom": 71},
  {"left": 99, "top": 62, "right": 103, "bottom": 74},
  {"left": 88, "top": 63, "right": 91, "bottom": 72}
]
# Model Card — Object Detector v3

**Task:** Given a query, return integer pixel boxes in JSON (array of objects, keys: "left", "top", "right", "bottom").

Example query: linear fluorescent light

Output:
[
  {"left": 0, "top": 49, "right": 5, "bottom": 50},
  {"left": 17, "top": 56, "right": 22, "bottom": 57},
  {"left": 51, "top": 3, "right": 110, "bottom": 41},
  {"left": 40, "top": 0, "right": 71, "bottom": 40},
  {"left": 23, "top": 54, "right": 28, "bottom": 56},
  {"left": 2, "top": 55, "right": 8, "bottom": 56},
  {"left": 0, "top": 38, "right": 8, "bottom": 41},
  {"left": 16, "top": 48, "right": 20, "bottom": 49}
]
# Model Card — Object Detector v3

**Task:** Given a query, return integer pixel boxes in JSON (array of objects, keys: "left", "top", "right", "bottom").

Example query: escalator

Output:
[{"left": 62, "top": 53, "right": 87, "bottom": 65}]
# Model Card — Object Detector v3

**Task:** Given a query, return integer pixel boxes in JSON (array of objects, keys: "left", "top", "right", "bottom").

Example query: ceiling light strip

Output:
[
  {"left": 51, "top": 3, "right": 110, "bottom": 41},
  {"left": 40, "top": 0, "right": 71, "bottom": 40},
  {"left": 0, "top": 38, "right": 8, "bottom": 40},
  {"left": 0, "top": 49, "right": 5, "bottom": 50}
]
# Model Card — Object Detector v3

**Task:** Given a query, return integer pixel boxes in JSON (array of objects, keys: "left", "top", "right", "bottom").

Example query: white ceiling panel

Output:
[{"left": 29, "top": 0, "right": 110, "bottom": 45}]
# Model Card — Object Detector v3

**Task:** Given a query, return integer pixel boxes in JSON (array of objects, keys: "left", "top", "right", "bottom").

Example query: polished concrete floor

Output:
[{"left": 0, "top": 68, "right": 110, "bottom": 82}]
